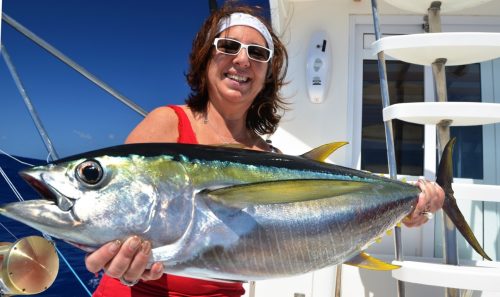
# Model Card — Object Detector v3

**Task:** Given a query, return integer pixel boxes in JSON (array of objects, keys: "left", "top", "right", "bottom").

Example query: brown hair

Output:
[{"left": 185, "top": 2, "right": 288, "bottom": 135}]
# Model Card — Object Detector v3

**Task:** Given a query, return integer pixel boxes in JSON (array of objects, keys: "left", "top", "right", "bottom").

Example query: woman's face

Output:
[{"left": 207, "top": 25, "right": 269, "bottom": 111}]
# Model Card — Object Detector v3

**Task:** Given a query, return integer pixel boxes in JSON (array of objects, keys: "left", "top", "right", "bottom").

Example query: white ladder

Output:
[{"left": 370, "top": 0, "right": 500, "bottom": 296}]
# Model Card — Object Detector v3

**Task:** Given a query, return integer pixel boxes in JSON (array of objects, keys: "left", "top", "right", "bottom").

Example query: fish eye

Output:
[{"left": 76, "top": 160, "right": 103, "bottom": 185}]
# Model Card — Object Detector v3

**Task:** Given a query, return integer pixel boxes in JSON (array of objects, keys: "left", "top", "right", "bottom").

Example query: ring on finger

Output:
[
  {"left": 421, "top": 211, "right": 433, "bottom": 220},
  {"left": 119, "top": 276, "right": 139, "bottom": 287}
]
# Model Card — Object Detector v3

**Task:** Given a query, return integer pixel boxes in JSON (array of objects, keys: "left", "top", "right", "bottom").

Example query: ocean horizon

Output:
[{"left": 0, "top": 154, "right": 98, "bottom": 296}]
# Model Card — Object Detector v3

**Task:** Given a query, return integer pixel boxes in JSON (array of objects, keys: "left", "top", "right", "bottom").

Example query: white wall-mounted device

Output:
[{"left": 306, "top": 31, "right": 331, "bottom": 104}]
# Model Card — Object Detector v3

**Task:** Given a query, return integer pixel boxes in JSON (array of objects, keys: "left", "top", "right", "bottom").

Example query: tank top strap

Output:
[{"left": 167, "top": 105, "right": 198, "bottom": 144}]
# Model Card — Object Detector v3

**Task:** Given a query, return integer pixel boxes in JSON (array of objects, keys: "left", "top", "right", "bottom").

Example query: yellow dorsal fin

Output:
[
  {"left": 344, "top": 252, "right": 400, "bottom": 271},
  {"left": 301, "top": 142, "right": 348, "bottom": 162}
]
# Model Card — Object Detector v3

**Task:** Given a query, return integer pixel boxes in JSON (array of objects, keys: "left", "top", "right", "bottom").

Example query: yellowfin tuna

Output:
[{"left": 0, "top": 138, "right": 490, "bottom": 281}]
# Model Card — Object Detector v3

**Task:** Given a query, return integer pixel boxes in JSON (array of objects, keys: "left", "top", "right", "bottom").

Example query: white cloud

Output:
[
  {"left": 108, "top": 134, "right": 115, "bottom": 140},
  {"left": 73, "top": 130, "right": 92, "bottom": 140}
]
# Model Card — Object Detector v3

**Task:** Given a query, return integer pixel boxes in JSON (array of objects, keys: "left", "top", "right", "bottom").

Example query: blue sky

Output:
[{"left": 1, "top": 0, "right": 268, "bottom": 159}]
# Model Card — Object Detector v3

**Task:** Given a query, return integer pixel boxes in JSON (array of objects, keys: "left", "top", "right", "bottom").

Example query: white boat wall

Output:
[{"left": 253, "top": 0, "right": 500, "bottom": 296}]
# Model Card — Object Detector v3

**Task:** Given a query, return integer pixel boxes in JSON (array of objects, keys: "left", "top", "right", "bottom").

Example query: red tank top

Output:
[
  {"left": 92, "top": 105, "right": 244, "bottom": 297},
  {"left": 167, "top": 105, "right": 199, "bottom": 144}
]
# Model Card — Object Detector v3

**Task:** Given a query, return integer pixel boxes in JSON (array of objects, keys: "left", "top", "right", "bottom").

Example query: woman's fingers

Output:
[
  {"left": 85, "top": 236, "right": 164, "bottom": 285},
  {"left": 120, "top": 240, "right": 158, "bottom": 283},
  {"left": 85, "top": 240, "right": 122, "bottom": 274},
  {"left": 104, "top": 236, "right": 142, "bottom": 279},
  {"left": 403, "top": 179, "right": 445, "bottom": 227},
  {"left": 402, "top": 209, "right": 428, "bottom": 227},
  {"left": 140, "top": 262, "right": 165, "bottom": 281},
  {"left": 430, "top": 181, "right": 445, "bottom": 211},
  {"left": 418, "top": 180, "right": 444, "bottom": 212}
]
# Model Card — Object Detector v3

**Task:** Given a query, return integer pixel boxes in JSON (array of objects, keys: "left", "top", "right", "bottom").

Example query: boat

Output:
[{"left": 1, "top": 0, "right": 500, "bottom": 296}]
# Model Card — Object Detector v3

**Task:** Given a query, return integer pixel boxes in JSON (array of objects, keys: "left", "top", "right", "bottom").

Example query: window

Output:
[
  {"left": 447, "top": 64, "right": 483, "bottom": 179},
  {"left": 361, "top": 60, "right": 425, "bottom": 175},
  {"left": 360, "top": 57, "right": 484, "bottom": 180}
]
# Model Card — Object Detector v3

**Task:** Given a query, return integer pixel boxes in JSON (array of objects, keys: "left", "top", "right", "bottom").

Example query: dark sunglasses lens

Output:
[
  {"left": 248, "top": 46, "right": 270, "bottom": 61},
  {"left": 217, "top": 39, "right": 241, "bottom": 54}
]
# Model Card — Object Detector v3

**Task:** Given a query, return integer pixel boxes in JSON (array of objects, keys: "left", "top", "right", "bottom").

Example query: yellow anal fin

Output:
[
  {"left": 205, "top": 179, "right": 372, "bottom": 207},
  {"left": 301, "top": 142, "right": 348, "bottom": 162},
  {"left": 344, "top": 252, "right": 400, "bottom": 271}
]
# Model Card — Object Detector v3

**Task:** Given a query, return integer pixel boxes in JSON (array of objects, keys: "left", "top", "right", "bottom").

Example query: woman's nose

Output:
[{"left": 233, "top": 48, "right": 250, "bottom": 67}]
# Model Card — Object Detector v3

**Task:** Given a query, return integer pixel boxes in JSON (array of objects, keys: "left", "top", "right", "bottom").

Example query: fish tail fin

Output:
[{"left": 436, "top": 138, "right": 491, "bottom": 260}]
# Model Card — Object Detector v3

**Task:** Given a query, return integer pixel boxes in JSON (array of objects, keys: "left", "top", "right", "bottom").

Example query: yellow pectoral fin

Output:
[
  {"left": 301, "top": 142, "right": 349, "bottom": 162},
  {"left": 344, "top": 252, "right": 400, "bottom": 271},
  {"left": 205, "top": 179, "right": 372, "bottom": 207}
]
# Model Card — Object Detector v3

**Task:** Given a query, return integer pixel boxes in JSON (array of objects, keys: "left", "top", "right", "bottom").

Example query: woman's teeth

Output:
[{"left": 226, "top": 73, "right": 249, "bottom": 83}]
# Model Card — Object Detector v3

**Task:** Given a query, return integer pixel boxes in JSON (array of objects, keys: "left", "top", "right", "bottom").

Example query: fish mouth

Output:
[{"left": 20, "top": 169, "right": 75, "bottom": 212}]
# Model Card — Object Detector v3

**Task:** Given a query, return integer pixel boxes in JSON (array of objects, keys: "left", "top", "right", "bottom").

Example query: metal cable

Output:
[{"left": 2, "top": 13, "right": 148, "bottom": 117}]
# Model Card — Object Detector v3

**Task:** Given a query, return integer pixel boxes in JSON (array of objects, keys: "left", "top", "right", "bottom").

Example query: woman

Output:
[{"left": 86, "top": 3, "right": 444, "bottom": 297}]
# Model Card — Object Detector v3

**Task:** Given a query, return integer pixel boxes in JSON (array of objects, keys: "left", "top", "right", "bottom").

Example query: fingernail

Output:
[
  {"left": 154, "top": 263, "right": 164, "bottom": 274},
  {"left": 127, "top": 236, "right": 141, "bottom": 251},
  {"left": 141, "top": 241, "right": 151, "bottom": 255},
  {"left": 108, "top": 240, "right": 121, "bottom": 254}
]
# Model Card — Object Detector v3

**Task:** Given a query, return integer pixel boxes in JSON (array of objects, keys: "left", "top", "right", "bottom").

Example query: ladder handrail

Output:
[{"left": 370, "top": 1, "right": 405, "bottom": 297}]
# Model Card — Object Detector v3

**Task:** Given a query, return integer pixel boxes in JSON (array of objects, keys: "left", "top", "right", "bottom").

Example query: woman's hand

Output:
[
  {"left": 403, "top": 179, "right": 445, "bottom": 227},
  {"left": 85, "top": 236, "right": 164, "bottom": 285}
]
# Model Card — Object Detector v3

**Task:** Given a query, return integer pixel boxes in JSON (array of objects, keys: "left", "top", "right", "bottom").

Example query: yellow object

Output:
[
  {"left": 344, "top": 252, "right": 400, "bottom": 270},
  {"left": 0, "top": 236, "right": 59, "bottom": 295},
  {"left": 300, "top": 142, "right": 348, "bottom": 162}
]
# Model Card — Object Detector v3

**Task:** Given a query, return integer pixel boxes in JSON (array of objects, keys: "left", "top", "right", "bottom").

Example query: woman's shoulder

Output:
[
  {"left": 146, "top": 105, "right": 194, "bottom": 125},
  {"left": 150, "top": 105, "right": 178, "bottom": 117},
  {"left": 125, "top": 105, "right": 182, "bottom": 144}
]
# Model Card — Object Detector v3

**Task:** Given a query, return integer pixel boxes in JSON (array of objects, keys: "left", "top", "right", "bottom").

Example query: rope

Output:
[
  {"left": 0, "top": 148, "right": 34, "bottom": 166},
  {"left": 0, "top": 148, "right": 92, "bottom": 296}
]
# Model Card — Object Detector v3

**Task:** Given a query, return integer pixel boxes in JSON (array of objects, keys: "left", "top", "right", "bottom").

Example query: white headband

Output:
[{"left": 216, "top": 13, "right": 274, "bottom": 53}]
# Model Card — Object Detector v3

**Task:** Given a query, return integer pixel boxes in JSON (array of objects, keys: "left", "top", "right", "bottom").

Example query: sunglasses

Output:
[{"left": 213, "top": 38, "right": 273, "bottom": 63}]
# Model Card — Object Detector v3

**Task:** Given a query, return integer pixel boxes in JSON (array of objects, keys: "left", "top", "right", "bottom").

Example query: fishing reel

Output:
[{"left": 0, "top": 236, "right": 59, "bottom": 296}]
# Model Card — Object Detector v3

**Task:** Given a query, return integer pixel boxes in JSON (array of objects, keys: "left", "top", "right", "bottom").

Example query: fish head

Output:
[{"left": 1, "top": 153, "right": 188, "bottom": 251}]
